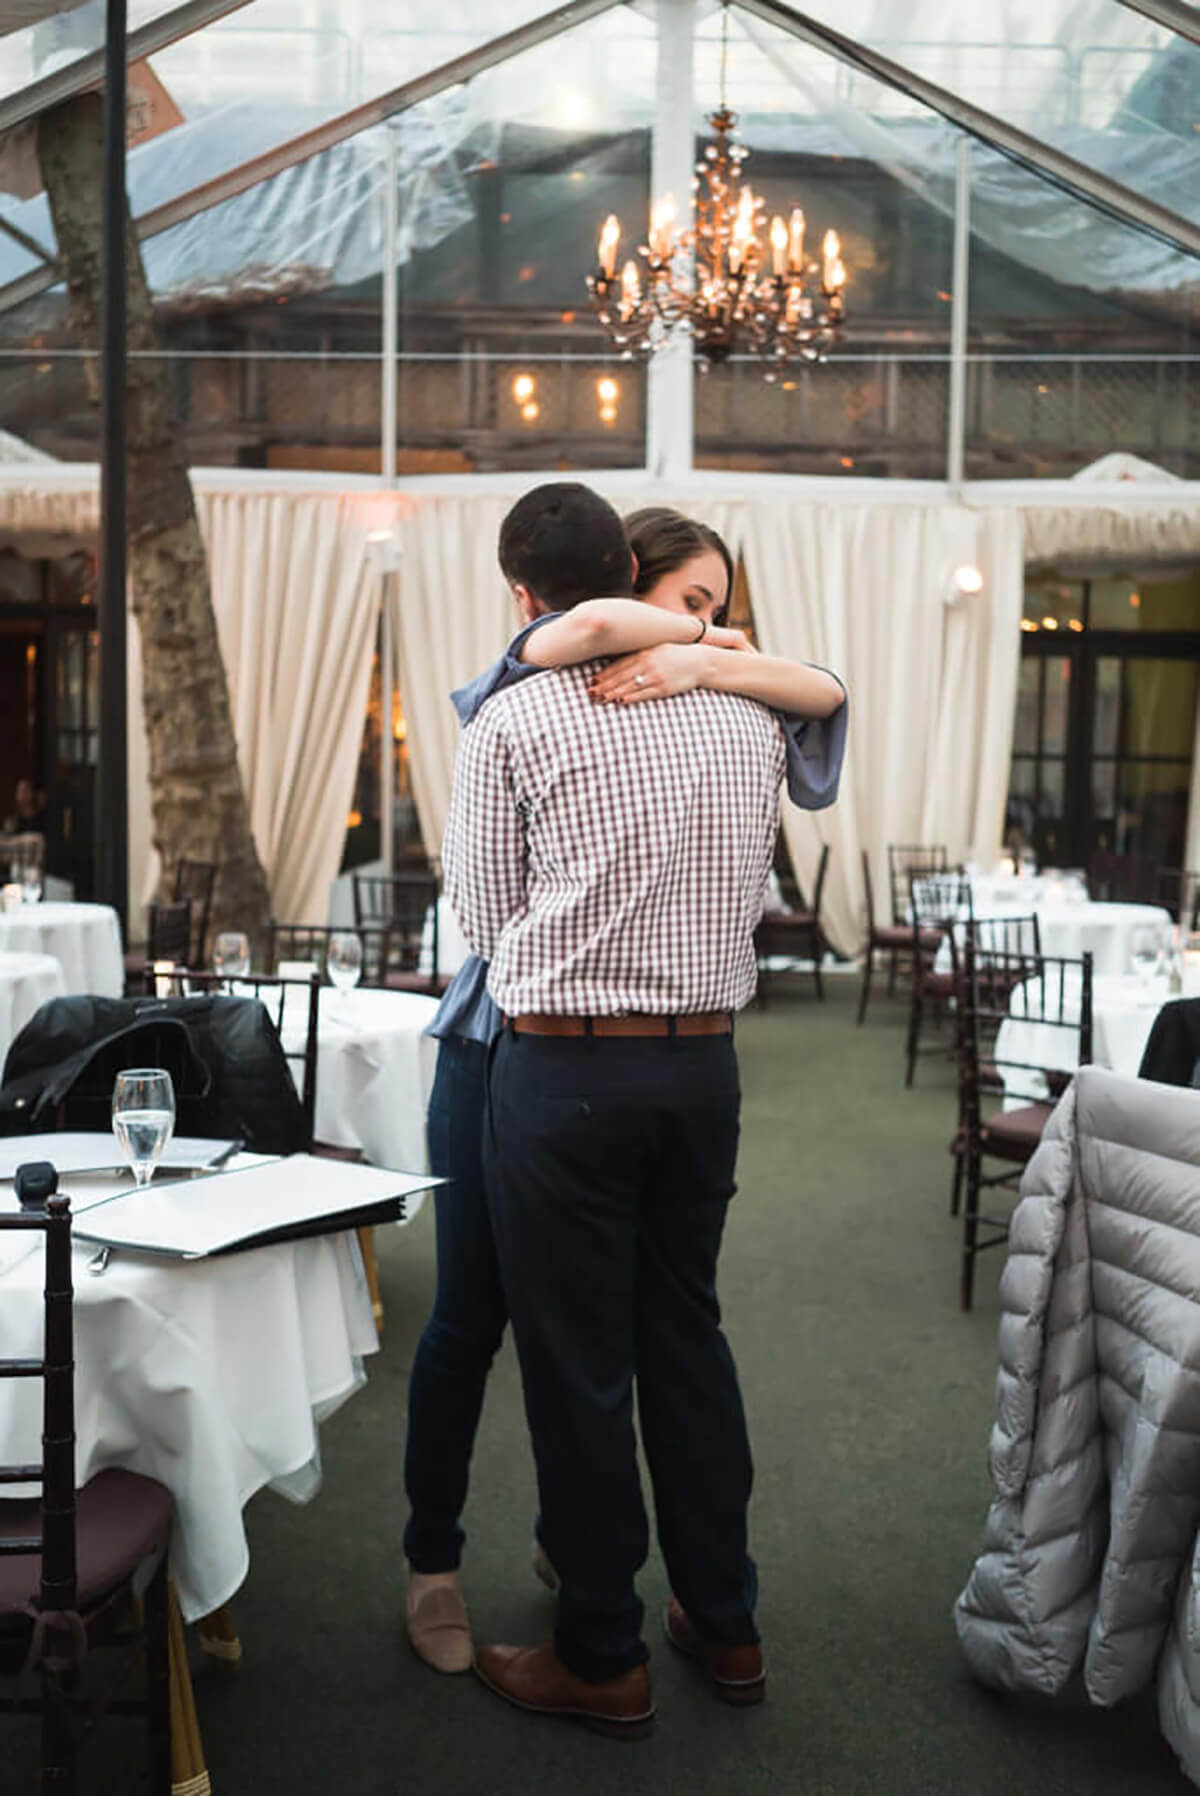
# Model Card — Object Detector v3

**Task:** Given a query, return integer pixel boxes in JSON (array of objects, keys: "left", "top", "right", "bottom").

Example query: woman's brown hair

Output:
[{"left": 623, "top": 507, "right": 735, "bottom": 626}]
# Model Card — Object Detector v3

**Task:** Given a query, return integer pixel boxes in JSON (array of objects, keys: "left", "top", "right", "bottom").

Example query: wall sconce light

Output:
[
  {"left": 596, "top": 374, "right": 619, "bottom": 427},
  {"left": 512, "top": 372, "right": 541, "bottom": 422},
  {"left": 943, "top": 563, "right": 984, "bottom": 607}
]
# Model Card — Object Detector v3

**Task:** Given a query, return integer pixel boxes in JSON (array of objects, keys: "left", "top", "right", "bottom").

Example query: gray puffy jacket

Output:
[{"left": 954, "top": 1065, "right": 1200, "bottom": 1786}]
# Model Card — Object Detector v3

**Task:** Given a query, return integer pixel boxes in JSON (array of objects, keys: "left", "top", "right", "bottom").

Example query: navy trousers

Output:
[
  {"left": 403, "top": 1036, "right": 508, "bottom": 1572},
  {"left": 485, "top": 1027, "right": 758, "bottom": 1683}
]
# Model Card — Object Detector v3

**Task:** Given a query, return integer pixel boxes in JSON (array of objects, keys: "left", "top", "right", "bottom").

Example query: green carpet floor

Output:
[{"left": 11, "top": 980, "right": 1193, "bottom": 1792}]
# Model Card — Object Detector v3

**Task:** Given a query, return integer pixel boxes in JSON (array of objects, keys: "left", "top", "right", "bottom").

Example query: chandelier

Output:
[{"left": 586, "top": 16, "right": 846, "bottom": 379}]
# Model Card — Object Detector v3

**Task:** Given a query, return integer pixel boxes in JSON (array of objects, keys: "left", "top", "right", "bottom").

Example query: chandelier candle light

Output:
[{"left": 587, "top": 104, "right": 847, "bottom": 378}]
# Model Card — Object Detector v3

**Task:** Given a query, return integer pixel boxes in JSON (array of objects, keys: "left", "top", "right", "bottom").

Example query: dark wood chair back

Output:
[
  {"left": 956, "top": 940, "right": 1094, "bottom": 1308},
  {"left": 267, "top": 923, "right": 391, "bottom": 988},
  {"left": 961, "top": 941, "right": 1093, "bottom": 1115},
  {"left": 807, "top": 843, "right": 830, "bottom": 921},
  {"left": 4, "top": 833, "right": 44, "bottom": 883},
  {"left": 156, "top": 971, "right": 321, "bottom": 1151},
  {"left": 1088, "top": 850, "right": 1158, "bottom": 905},
  {"left": 173, "top": 859, "right": 217, "bottom": 966},
  {"left": 910, "top": 869, "right": 972, "bottom": 946},
  {"left": 146, "top": 898, "right": 193, "bottom": 966},
  {"left": 0, "top": 1191, "right": 76, "bottom": 1625},
  {"left": 352, "top": 871, "right": 440, "bottom": 992},
  {"left": 888, "top": 844, "right": 948, "bottom": 927},
  {"left": 0, "top": 1185, "right": 173, "bottom": 1789},
  {"left": 1155, "top": 867, "right": 1200, "bottom": 932}
]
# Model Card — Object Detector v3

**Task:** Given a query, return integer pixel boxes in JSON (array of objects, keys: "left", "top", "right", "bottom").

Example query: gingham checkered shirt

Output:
[{"left": 443, "top": 663, "right": 785, "bottom": 1017}]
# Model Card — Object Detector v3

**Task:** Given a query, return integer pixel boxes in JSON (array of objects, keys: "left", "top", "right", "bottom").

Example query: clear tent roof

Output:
[{"left": 0, "top": 0, "right": 1193, "bottom": 317}]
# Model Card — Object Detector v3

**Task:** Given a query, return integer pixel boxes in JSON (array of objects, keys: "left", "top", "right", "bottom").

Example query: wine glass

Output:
[
  {"left": 1130, "top": 924, "right": 1163, "bottom": 992},
  {"left": 327, "top": 932, "right": 363, "bottom": 1013},
  {"left": 213, "top": 931, "right": 251, "bottom": 985},
  {"left": 20, "top": 870, "right": 41, "bottom": 905},
  {"left": 112, "top": 1068, "right": 176, "bottom": 1188}
]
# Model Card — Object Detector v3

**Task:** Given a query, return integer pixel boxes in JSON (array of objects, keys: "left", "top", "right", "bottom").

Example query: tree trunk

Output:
[{"left": 36, "top": 91, "right": 271, "bottom": 955}]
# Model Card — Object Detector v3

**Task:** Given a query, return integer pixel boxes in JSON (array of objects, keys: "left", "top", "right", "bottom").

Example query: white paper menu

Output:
[{"left": 70, "top": 1154, "right": 442, "bottom": 1259}]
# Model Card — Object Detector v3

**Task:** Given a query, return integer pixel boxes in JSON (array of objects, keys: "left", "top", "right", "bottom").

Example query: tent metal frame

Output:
[
  {"left": 1113, "top": 0, "right": 1200, "bottom": 48},
  {"left": 0, "top": 0, "right": 627, "bottom": 314},
  {"left": 735, "top": 0, "right": 1200, "bottom": 262},
  {"left": 0, "top": 0, "right": 256, "bottom": 137},
  {"left": 0, "top": 0, "right": 1196, "bottom": 324}
]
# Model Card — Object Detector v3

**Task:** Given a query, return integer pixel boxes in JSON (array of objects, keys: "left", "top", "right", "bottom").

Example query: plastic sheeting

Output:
[{"left": 0, "top": 88, "right": 500, "bottom": 308}]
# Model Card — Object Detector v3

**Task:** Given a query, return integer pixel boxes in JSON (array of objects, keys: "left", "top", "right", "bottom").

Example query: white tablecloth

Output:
[
  {"left": 996, "top": 971, "right": 1167, "bottom": 1105},
  {"left": 0, "top": 1164, "right": 378, "bottom": 1621},
  {"left": 282, "top": 986, "right": 440, "bottom": 1174},
  {"left": 0, "top": 950, "right": 65, "bottom": 1067},
  {"left": 1033, "top": 902, "right": 1173, "bottom": 978},
  {"left": 0, "top": 902, "right": 124, "bottom": 997},
  {"left": 938, "top": 899, "right": 1175, "bottom": 982}
]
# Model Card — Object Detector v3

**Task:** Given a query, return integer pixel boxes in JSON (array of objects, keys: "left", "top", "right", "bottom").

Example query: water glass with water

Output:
[
  {"left": 1130, "top": 924, "right": 1163, "bottom": 991},
  {"left": 112, "top": 1068, "right": 176, "bottom": 1188},
  {"left": 213, "top": 931, "right": 251, "bottom": 982},
  {"left": 328, "top": 933, "right": 363, "bottom": 1008}
]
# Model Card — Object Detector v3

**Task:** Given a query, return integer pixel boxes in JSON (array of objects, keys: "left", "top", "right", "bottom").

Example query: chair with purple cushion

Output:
[{"left": 0, "top": 1175, "right": 173, "bottom": 1791}]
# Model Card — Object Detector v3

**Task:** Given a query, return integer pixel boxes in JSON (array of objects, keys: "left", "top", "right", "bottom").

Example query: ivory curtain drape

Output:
[
  {"left": 390, "top": 496, "right": 515, "bottom": 865},
  {"left": 131, "top": 491, "right": 381, "bottom": 924},
  {"left": 741, "top": 500, "right": 1024, "bottom": 953}
]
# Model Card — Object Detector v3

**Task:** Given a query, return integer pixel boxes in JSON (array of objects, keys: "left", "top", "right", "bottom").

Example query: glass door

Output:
[
  {"left": 1008, "top": 634, "right": 1199, "bottom": 874},
  {"left": 1087, "top": 643, "right": 1198, "bottom": 869}
]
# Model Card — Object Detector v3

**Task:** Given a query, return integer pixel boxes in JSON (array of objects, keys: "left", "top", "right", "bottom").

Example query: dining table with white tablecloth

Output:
[
  {"left": 280, "top": 985, "right": 441, "bottom": 1173},
  {"left": 0, "top": 901, "right": 124, "bottom": 997},
  {"left": 0, "top": 1158, "right": 380, "bottom": 1622},
  {"left": 0, "top": 950, "right": 64, "bottom": 1068}
]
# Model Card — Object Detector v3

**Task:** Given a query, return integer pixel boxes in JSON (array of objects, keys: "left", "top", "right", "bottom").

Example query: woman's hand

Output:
[
  {"left": 589, "top": 644, "right": 713, "bottom": 705},
  {"left": 706, "top": 624, "right": 756, "bottom": 653}
]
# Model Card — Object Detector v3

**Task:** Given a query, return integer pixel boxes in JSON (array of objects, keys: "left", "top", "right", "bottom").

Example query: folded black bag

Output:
[{"left": 0, "top": 993, "right": 309, "bottom": 1155}]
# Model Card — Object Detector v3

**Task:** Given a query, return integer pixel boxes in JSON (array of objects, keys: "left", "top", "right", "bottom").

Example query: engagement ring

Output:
[{"left": 635, "top": 674, "right": 646, "bottom": 687}]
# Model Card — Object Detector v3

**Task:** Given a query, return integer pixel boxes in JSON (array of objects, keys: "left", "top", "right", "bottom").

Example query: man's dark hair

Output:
[{"left": 498, "top": 483, "right": 634, "bottom": 611}]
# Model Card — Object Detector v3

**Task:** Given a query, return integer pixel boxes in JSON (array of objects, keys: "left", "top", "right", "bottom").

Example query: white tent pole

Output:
[
  {"left": 646, "top": 0, "right": 696, "bottom": 482},
  {"left": 946, "top": 135, "right": 970, "bottom": 492}
]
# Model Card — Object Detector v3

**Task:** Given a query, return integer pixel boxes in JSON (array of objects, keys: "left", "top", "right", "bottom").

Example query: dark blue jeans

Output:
[
  {"left": 403, "top": 1036, "right": 508, "bottom": 1572},
  {"left": 485, "top": 1028, "right": 758, "bottom": 1684}
]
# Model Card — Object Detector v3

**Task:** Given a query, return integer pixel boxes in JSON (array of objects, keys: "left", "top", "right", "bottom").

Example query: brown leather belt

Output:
[{"left": 506, "top": 1011, "right": 732, "bottom": 1039}]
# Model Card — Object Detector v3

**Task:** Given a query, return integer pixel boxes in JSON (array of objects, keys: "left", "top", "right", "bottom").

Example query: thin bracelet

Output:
[{"left": 692, "top": 615, "right": 708, "bottom": 643}]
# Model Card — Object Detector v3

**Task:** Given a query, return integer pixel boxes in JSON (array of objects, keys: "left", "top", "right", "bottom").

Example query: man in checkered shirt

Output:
[{"left": 444, "top": 492, "right": 785, "bottom": 1735}]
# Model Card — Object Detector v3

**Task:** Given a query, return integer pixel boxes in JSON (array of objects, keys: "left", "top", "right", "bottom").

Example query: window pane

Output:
[
  {"left": 1013, "top": 657, "right": 1040, "bottom": 754},
  {"left": 1093, "top": 656, "right": 1121, "bottom": 756},
  {"left": 1117, "top": 759, "right": 1193, "bottom": 865},
  {"left": 1123, "top": 657, "right": 1199, "bottom": 761},
  {"left": 1040, "top": 758, "right": 1064, "bottom": 815},
  {"left": 1042, "top": 656, "right": 1070, "bottom": 757},
  {"left": 1090, "top": 569, "right": 1200, "bottom": 632},
  {"left": 1091, "top": 757, "right": 1116, "bottom": 820}
]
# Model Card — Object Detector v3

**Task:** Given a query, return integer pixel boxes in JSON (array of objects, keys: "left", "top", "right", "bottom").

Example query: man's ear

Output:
[
  {"left": 511, "top": 581, "right": 540, "bottom": 625},
  {"left": 629, "top": 551, "right": 639, "bottom": 593}
]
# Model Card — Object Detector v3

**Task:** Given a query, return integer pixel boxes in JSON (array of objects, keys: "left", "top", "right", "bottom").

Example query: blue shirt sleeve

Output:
[
  {"left": 450, "top": 614, "right": 558, "bottom": 726},
  {"left": 777, "top": 678, "right": 848, "bottom": 811}
]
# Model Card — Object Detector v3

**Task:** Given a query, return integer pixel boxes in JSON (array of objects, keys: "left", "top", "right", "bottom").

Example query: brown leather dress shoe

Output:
[
  {"left": 474, "top": 1642, "right": 654, "bottom": 1739},
  {"left": 664, "top": 1598, "right": 765, "bottom": 1706}
]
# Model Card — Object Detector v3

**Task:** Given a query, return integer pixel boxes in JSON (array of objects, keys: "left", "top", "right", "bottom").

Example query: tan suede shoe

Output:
[{"left": 406, "top": 1575, "right": 473, "bottom": 1675}]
